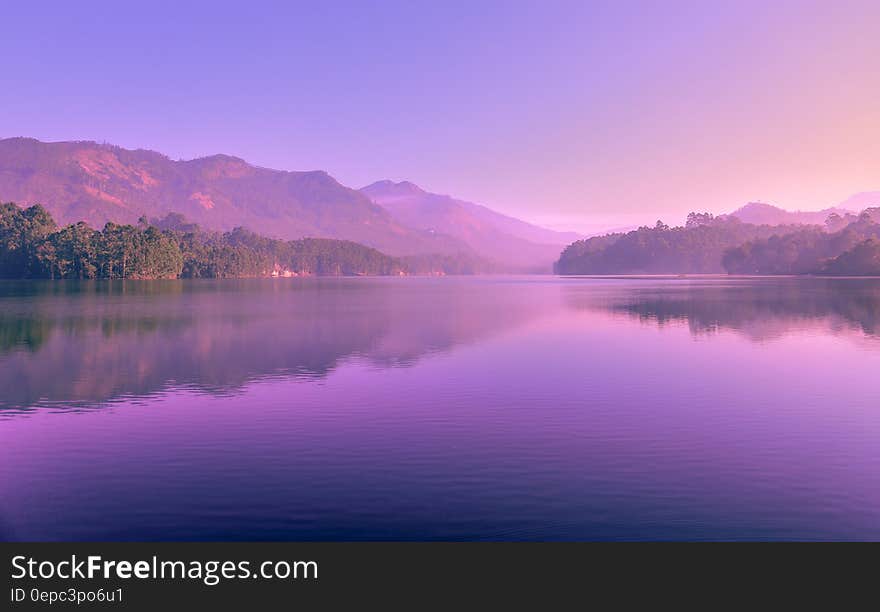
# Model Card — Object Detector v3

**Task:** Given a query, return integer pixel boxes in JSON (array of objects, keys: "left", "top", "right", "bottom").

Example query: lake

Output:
[{"left": 1, "top": 276, "right": 879, "bottom": 541}]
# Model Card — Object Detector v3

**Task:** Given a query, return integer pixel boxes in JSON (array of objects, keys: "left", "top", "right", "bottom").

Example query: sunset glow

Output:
[{"left": 3, "top": 1, "right": 878, "bottom": 233}]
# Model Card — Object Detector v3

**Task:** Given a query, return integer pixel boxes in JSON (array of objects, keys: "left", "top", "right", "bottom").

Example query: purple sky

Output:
[{"left": 2, "top": 0, "right": 878, "bottom": 233}]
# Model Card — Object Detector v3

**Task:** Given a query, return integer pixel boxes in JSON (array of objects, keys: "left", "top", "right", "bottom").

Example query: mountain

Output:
[
  {"left": 361, "top": 180, "right": 582, "bottom": 272},
  {"left": 837, "top": 191, "right": 880, "bottom": 212},
  {"left": 0, "top": 138, "right": 471, "bottom": 257},
  {"left": 727, "top": 202, "right": 851, "bottom": 226}
]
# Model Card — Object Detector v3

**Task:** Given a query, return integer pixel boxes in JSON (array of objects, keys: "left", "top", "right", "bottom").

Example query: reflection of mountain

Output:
[
  {"left": 0, "top": 279, "right": 548, "bottom": 411},
  {"left": 564, "top": 278, "right": 880, "bottom": 341}
]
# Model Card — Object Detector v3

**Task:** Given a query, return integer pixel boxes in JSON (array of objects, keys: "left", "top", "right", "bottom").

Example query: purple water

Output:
[{"left": 1, "top": 276, "right": 879, "bottom": 540}]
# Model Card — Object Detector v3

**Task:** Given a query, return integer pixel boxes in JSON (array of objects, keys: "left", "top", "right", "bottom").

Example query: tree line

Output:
[
  {"left": 0, "top": 203, "right": 433, "bottom": 279},
  {"left": 722, "top": 210, "right": 880, "bottom": 275},
  {"left": 556, "top": 209, "right": 880, "bottom": 276},
  {"left": 554, "top": 213, "right": 807, "bottom": 274}
]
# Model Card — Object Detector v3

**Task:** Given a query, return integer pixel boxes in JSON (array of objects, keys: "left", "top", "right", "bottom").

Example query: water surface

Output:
[{"left": 1, "top": 276, "right": 879, "bottom": 540}]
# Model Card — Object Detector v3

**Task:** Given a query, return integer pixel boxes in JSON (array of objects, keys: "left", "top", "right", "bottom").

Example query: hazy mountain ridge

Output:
[
  {"left": 361, "top": 180, "right": 582, "bottom": 272},
  {"left": 726, "top": 201, "right": 854, "bottom": 226},
  {"left": 0, "top": 138, "right": 472, "bottom": 257},
  {"left": 837, "top": 192, "right": 880, "bottom": 212}
]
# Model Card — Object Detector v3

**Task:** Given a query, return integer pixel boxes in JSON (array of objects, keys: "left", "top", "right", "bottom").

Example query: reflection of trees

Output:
[
  {"left": 565, "top": 278, "right": 880, "bottom": 340},
  {"left": 0, "top": 279, "right": 546, "bottom": 411},
  {"left": 0, "top": 317, "right": 53, "bottom": 352}
]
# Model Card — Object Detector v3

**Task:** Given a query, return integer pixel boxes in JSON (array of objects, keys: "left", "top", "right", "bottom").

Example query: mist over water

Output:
[{"left": 1, "top": 277, "right": 879, "bottom": 540}]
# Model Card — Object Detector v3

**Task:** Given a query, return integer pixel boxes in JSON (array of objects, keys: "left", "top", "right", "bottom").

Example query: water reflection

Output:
[
  {"left": 3, "top": 277, "right": 880, "bottom": 541},
  {"left": 564, "top": 277, "right": 880, "bottom": 341},
  {"left": 0, "top": 278, "right": 553, "bottom": 411},
  {"left": 2, "top": 277, "right": 880, "bottom": 413}
]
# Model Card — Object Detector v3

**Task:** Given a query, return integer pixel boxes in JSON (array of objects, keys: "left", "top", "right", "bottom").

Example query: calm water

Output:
[{"left": 1, "top": 276, "right": 879, "bottom": 541}]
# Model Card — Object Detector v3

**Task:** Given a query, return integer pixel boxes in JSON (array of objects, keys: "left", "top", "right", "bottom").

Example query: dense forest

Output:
[
  {"left": 0, "top": 203, "right": 477, "bottom": 279},
  {"left": 722, "top": 210, "right": 880, "bottom": 275},
  {"left": 820, "top": 239, "right": 880, "bottom": 276},
  {"left": 556, "top": 209, "right": 880, "bottom": 276},
  {"left": 555, "top": 213, "right": 806, "bottom": 274}
]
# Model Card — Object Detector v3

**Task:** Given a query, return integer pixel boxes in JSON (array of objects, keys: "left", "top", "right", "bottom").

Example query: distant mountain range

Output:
[
  {"left": 0, "top": 137, "right": 480, "bottom": 257},
  {"left": 836, "top": 191, "right": 880, "bottom": 212},
  {"left": 726, "top": 201, "right": 855, "bottom": 226},
  {"left": 3, "top": 137, "right": 877, "bottom": 272},
  {"left": 0, "top": 137, "right": 580, "bottom": 271},
  {"left": 361, "top": 180, "right": 581, "bottom": 271}
]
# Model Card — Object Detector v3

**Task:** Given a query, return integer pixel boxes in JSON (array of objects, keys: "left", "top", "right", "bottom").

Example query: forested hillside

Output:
[
  {"left": 554, "top": 213, "right": 806, "bottom": 274},
  {"left": 555, "top": 209, "right": 880, "bottom": 276},
  {"left": 0, "top": 138, "right": 470, "bottom": 258},
  {"left": 0, "top": 203, "right": 430, "bottom": 279},
  {"left": 722, "top": 210, "right": 880, "bottom": 275}
]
